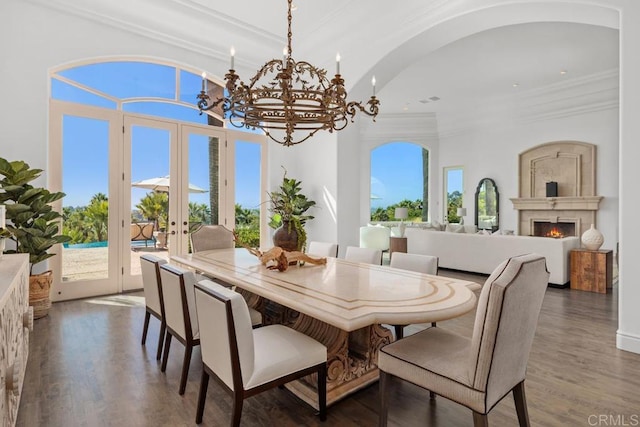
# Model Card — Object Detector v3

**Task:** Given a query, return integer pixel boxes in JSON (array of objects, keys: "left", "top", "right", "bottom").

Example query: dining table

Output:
[{"left": 172, "top": 248, "right": 479, "bottom": 408}]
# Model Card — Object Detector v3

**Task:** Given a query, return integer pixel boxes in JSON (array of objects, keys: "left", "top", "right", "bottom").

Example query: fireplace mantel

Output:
[
  {"left": 510, "top": 196, "right": 603, "bottom": 211},
  {"left": 513, "top": 141, "right": 601, "bottom": 237}
]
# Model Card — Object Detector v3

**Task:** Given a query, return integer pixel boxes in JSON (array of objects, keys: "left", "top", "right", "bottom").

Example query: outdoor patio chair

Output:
[{"left": 131, "top": 222, "right": 155, "bottom": 247}]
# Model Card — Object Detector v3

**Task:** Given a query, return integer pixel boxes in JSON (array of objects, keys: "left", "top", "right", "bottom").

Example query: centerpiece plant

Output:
[
  {"left": 0, "top": 157, "right": 71, "bottom": 318},
  {"left": 268, "top": 168, "right": 316, "bottom": 252}
]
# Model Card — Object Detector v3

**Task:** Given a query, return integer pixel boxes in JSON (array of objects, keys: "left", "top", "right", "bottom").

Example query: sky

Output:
[{"left": 55, "top": 61, "right": 459, "bottom": 213}]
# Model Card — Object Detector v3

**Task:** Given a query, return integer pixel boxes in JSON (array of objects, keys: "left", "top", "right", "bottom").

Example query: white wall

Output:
[
  {"left": 439, "top": 106, "right": 619, "bottom": 250},
  {"left": 617, "top": 0, "right": 640, "bottom": 354},
  {"left": 267, "top": 132, "right": 339, "bottom": 249}
]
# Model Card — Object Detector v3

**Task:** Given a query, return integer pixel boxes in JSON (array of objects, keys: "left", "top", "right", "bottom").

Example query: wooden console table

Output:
[
  {"left": 570, "top": 249, "right": 613, "bottom": 293},
  {"left": 389, "top": 236, "right": 407, "bottom": 260}
]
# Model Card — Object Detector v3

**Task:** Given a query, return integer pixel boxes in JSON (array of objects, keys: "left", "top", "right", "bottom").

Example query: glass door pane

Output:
[
  {"left": 183, "top": 126, "right": 226, "bottom": 253},
  {"left": 124, "top": 116, "right": 176, "bottom": 290},
  {"left": 61, "top": 116, "right": 111, "bottom": 281},
  {"left": 234, "top": 141, "right": 263, "bottom": 248},
  {"left": 444, "top": 166, "right": 463, "bottom": 223},
  {"left": 56, "top": 113, "right": 119, "bottom": 299},
  {"left": 226, "top": 130, "right": 268, "bottom": 249}
]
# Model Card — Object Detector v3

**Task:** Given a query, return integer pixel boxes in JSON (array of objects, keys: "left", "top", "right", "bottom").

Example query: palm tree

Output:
[
  {"left": 208, "top": 115, "right": 220, "bottom": 225},
  {"left": 136, "top": 192, "right": 168, "bottom": 230},
  {"left": 189, "top": 202, "right": 210, "bottom": 224},
  {"left": 85, "top": 193, "right": 109, "bottom": 241},
  {"left": 421, "top": 148, "right": 429, "bottom": 221}
]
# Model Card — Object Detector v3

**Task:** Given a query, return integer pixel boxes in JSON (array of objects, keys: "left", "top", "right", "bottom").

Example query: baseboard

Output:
[
  {"left": 617, "top": 331, "right": 640, "bottom": 354},
  {"left": 548, "top": 282, "right": 569, "bottom": 289}
]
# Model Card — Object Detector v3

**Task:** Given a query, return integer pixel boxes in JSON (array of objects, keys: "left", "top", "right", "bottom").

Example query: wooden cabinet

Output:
[
  {"left": 389, "top": 237, "right": 407, "bottom": 260},
  {"left": 570, "top": 249, "right": 613, "bottom": 293},
  {"left": 1, "top": 254, "right": 31, "bottom": 426}
]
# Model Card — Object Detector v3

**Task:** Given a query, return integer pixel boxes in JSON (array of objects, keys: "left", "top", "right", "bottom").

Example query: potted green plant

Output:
[
  {"left": 0, "top": 157, "right": 71, "bottom": 319},
  {"left": 268, "top": 168, "right": 316, "bottom": 252}
]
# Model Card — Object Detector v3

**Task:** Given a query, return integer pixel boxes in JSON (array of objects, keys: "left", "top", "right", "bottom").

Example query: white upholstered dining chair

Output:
[
  {"left": 189, "top": 224, "right": 262, "bottom": 325},
  {"left": 378, "top": 253, "right": 549, "bottom": 427},
  {"left": 345, "top": 246, "right": 383, "bottom": 265},
  {"left": 389, "top": 252, "right": 438, "bottom": 275},
  {"left": 190, "top": 224, "right": 235, "bottom": 252},
  {"left": 159, "top": 264, "right": 201, "bottom": 395},
  {"left": 388, "top": 252, "right": 439, "bottom": 338},
  {"left": 307, "top": 241, "right": 339, "bottom": 257},
  {"left": 140, "top": 254, "right": 168, "bottom": 360},
  {"left": 193, "top": 279, "right": 328, "bottom": 425}
]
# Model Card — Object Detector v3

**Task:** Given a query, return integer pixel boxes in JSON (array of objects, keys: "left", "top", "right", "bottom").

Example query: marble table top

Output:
[{"left": 172, "top": 248, "right": 478, "bottom": 332}]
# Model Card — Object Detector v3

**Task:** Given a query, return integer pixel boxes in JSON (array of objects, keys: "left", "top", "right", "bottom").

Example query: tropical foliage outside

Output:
[
  {"left": 62, "top": 191, "right": 261, "bottom": 248},
  {"left": 370, "top": 199, "right": 424, "bottom": 222},
  {"left": 446, "top": 190, "right": 463, "bottom": 223}
]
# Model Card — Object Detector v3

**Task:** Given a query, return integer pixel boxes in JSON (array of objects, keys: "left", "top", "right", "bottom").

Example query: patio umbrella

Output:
[{"left": 131, "top": 175, "right": 207, "bottom": 193}]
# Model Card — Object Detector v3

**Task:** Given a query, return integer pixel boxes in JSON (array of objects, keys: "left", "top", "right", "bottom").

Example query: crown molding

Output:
[
  {"left": 24, "top": 0, "right": 279, "bottom": 65},
  {"left": 360, "top": 113, "right": 440, "bottom": 145},
  {"left": 168, "top": 0, "right": 282, "bottom": 44},
  {"left": 437, "top": 68, "right": 619, "bottom": 138}
]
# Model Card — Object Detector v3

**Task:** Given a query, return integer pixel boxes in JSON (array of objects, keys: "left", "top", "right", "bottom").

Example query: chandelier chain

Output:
[{"left": 287, "top": 0, "right": 293, "bottom": 57}]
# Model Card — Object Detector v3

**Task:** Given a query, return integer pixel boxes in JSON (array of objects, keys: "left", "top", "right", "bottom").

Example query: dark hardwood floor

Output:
[{"left": 17, "top": 270, "right": 640, "bottom": 427}]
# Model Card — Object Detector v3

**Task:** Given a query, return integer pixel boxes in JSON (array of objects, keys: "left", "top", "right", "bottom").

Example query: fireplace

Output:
[
  {"left": 510, "top": 141, "right": 602, "bottom": 237},
  {"left": 533, "top": 221, "right": 576, "bottom": 238}
]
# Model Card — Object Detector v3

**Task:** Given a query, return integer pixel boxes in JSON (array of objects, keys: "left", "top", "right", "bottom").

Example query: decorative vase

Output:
[
  {"left": 273, "top": 220, "right": 299, "bottom": 252},
  {"left": 581, "top": 224, "right": 604, "bottom": 251},
  {"left": 29, "top": 270, "right": 53, "bottom": 319}
]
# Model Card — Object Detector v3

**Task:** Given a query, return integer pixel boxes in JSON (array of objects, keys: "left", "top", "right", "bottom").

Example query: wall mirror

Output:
[{"left": 475, "top": 178, "right": 499, "bottom": 231}]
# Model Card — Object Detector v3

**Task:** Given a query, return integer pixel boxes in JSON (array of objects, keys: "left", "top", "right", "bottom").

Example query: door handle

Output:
[
  {"left": 171, "top": 231, "right": 176, "bottom": 235},
  {"left": 183, "top": 230, "right": 188, "bottom": 234}
]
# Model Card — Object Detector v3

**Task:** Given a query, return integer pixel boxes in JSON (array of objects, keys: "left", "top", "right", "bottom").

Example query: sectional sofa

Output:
[{"left": 405, "top": 227, "right": 580, "bottom": 286}]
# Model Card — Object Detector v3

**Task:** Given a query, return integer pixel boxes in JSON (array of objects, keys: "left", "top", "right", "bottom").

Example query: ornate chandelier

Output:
[{"left": 197, "top": 0, "right": 379, "bottom": 147}]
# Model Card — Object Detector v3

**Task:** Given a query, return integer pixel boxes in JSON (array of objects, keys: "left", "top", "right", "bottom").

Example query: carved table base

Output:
[{"left": 243, "top": 293, "right": 393, "bottom": 408}]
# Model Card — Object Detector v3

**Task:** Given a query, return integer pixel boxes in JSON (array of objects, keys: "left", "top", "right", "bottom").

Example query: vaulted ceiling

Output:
[{"left": 33, "top": 0, "right": 619, "bottom": 119}]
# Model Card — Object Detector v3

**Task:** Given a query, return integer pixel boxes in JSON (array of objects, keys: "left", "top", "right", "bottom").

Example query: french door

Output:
[{"left": 49, "top": 100, "right": 267, "bottom": 300}]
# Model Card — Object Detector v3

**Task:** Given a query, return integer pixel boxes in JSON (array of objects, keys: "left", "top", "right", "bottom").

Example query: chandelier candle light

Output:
[{"left": 197, "top": 0, "right": 380, "bottom": 146}]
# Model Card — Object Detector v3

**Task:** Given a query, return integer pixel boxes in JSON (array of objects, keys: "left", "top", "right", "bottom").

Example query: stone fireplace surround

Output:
[{"left": 510, "top": 141, "right": 602, "bottom": 237}]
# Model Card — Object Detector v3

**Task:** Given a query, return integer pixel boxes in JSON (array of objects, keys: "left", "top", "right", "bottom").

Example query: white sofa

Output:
[{"left": 405, "top": 228, "right": 580, "bottom": 286}]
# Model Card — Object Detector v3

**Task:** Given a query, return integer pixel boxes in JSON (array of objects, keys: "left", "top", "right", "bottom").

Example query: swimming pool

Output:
[
  {"left": 63, "top": 239, "right": 156, "bottom": 249},
  {"left": 63, "top": 241, "right": 108, "bottom": 249}
]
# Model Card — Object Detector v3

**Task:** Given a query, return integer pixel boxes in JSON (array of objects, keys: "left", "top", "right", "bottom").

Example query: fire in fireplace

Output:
[{"left": 533, "top": 221, "right": 576, "bottom": 238}]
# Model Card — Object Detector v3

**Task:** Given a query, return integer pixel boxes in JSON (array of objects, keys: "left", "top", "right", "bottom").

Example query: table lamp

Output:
[
  {"left": 395, "top": 207, "right": 409, "bottom": 237},
  {"left": 457, "top": 207, "right": 467, "bottom": 225}
]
